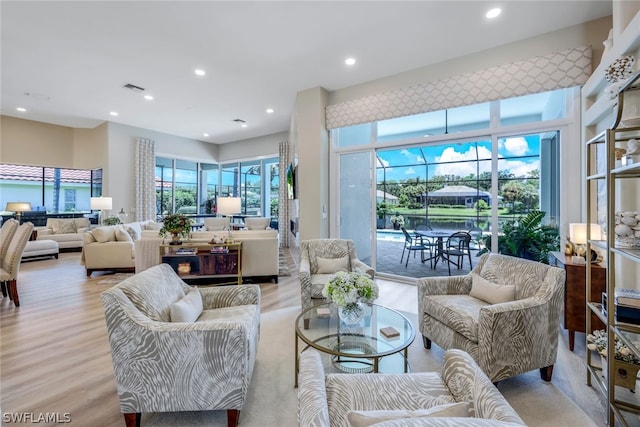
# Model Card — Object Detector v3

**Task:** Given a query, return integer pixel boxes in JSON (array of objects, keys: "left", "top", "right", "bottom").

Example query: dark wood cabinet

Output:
[{"left": 549, "top": 251, "right": 606, "bottom": 351}]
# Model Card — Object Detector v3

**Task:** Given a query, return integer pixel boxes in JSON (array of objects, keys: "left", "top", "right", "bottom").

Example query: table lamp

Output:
[
  {"left": 5, "top": 202, "right": 32, "bottom": 223},
  {"left": 90, "top": 196, "right": 112, "bottom": 225},
  {"left": 216, "top": 197, "right": 241, "bottom": 242},
  {"left": 569, "top": 223, "right": 602, "bottom": 262}
]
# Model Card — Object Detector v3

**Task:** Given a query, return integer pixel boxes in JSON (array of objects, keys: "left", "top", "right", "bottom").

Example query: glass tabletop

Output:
[{"left": 295, "top": 302, "right": 415, "bottom": 358}]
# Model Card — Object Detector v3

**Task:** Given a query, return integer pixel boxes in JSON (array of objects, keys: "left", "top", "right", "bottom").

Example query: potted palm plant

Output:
[{"left": 478, "top": 210, "right": 559, "bottom": 264}]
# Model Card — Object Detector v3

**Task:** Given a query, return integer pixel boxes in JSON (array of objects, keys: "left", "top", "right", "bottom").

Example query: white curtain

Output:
[
  {"left": 279, "top": 140, "right": 290, "bottom": 248},
  {"left": 135, "top": 138, "right": 156, "bottom": 221}
]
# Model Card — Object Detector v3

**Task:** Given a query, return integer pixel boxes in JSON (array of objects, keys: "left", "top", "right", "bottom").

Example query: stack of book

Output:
[
  {"left": 602, "top": 288, "right": 640, "bottom": 324},
  {"left": 174, "top": 248, "right": 197, "bottom": 255},
  {"left": 210, "top": 247, "right": 229, "bottom": 254}
]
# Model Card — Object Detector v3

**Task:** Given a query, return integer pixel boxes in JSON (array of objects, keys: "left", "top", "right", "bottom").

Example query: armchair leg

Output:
[
  {"left": 123, "top": 413, "right": 140, "bottom": 427},
  {"left": 1, "top": 281, "right": 6, "bottom": 297},
  {"left": 540, "top": 365, "right": 554, "bottom": 381},
  {"left": 422, "top": 335, "right": 432, "bottom": 349},
  {"left": 227, "top": 409, "right": 240, "bottom": 427}
]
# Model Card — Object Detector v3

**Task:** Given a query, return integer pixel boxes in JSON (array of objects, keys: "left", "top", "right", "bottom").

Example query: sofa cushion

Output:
[
  {"left": 91, "top": 226, "right": 117, "bottom": 243},
  {"left": 74, "top": 217, "right": 91, "bottom": 230},
  {"left": 469, "top": 273, "right": 515, "bottom": 305},
  {"left": 317, "top": 256, "right": 349, "bottom": 274},
  {"left": 423, "top": 295, "right": 488, "bottom": 343},
  {"left": 170, "top": 288, "right": 203, "bottom": 322},
  {"left": 245, "top": 217, "right": 270, "bottom": 230},
  {"left": 115, "top": 225, "right": 134, "bottom": 242},
  {"left": 346, "top": 402, "right": 470, "bottom": 427},
  {"left": 125, "top": 222, "right": 142, "bottom": 240}
]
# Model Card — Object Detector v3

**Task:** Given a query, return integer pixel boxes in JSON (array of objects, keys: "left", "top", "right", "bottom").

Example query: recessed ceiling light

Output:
[
  {"left": 194, "top": 69, "right": 206, "bottom": 76},
  {"left": 266, "top": 108, "right": 274, "bottom": 114},
  {"left": 144, "top": 95, "right": 154, "bottom": 100},
  {"left": 486, "top": 8, "right": 501, "bottom": 19},
  {"left": 345, "top": 58, "right": 356, "bottom": 66},
  {"left": 110, "top": 111, "right": 119, "bottom": 116},
  {"left": 203, "top": 133, "right": 209, "bottom": 137},
  {"left": 241, "top": 124, "right": 248, "bottom": 128},
  {"left": 16, "top": 107, "right": 26, "bottom": 112}
]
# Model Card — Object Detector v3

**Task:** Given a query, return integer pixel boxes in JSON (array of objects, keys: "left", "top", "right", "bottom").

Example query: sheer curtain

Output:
[
  {"left": 135, "top": 138, "right": 156, "bottom": 221},
  {"left": 279, "top": 140, "right": 290, "bottom": 248}
]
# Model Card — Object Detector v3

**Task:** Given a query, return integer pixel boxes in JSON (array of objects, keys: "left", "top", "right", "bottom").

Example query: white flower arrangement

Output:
[
  {"left": 587, "top": 329, "right": 640, "bottom": 365},
  {"left": 322, "top": 270, "right": 379, "bottom": 308}
]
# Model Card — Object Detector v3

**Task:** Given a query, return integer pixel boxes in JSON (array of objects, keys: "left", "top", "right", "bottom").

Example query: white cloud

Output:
[
  {"left": 405, "top": 167, "right": 415, "bottom": 175},
  {"left": 434, "top": 146, "right": 492, "bottom": 176},
  {"left": 498, "top": 158, "right": 539, "bottom": 177},
  {"left": 503, "top": 137, "right": 529, "bottom": 156}
]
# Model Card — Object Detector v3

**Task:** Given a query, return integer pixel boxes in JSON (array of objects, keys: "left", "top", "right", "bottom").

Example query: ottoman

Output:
[{"left": 22, "top": 239, "right": 59, "bottom": 261}]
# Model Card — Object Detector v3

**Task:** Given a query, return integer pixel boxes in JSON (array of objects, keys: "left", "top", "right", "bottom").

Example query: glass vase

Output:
[{"left": 338, "top": 301, "right": 365, "bottom": 326}]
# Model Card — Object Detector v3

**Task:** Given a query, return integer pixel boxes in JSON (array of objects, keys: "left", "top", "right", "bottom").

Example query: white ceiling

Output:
[{"left": 1, "top": 1, "right": 612, "bottom": 144}]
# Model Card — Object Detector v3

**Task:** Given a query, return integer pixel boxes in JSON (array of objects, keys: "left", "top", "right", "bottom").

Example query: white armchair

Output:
[
  {"left": 101, "top": 264, "right": 261, "bottom": 427},
  {"left": 299, "top": 239, "right": 374, "bottom": 329}
]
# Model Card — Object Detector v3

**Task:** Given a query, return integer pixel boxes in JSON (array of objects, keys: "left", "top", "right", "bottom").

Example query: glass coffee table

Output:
[{"left": 294, "top": 302, "right": 415, "bottom": 387}]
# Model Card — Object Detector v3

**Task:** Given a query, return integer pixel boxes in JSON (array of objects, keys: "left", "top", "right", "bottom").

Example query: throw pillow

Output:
[
  {"left": 91, "top": 226, "right": 117, "bottom": 243},
  {"left": 346, "top": 402, "right": 470, "bottom": 427},
  {"left": 469, "top": 272, "right": 516, "bottom": 304},
  {"left": 55, "top": 220, "right": 76, "bottom": 234},
  {"left": 245, "top": 217, "right": 270, "bottom": 230},
  {"left": 143, "top": 220, "right": 162, "bottom": 230},
  {"left": 115, "top": 225, "right": 133, "bottom": 242},
  {"left": 170, "top": 288, "right": 203, "bottom": 322},
  {"left": 316, "top": 256, "right": 349, "bottom": 274},
  {"left": 124, "top": 225, "right": 140, "bottom": 241}
]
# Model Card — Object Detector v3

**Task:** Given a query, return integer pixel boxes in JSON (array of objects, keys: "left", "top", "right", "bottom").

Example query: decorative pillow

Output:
[
  {"left": 316, "top": 256, "right": 349, "bottom": 274},
  {"left": 124, "top": 225, "right": 140, "bottom": 241},
  {"left": 170, "top": 288, "right": 203, "bottom": 322},
  {"left": 54, "top": 220, "right": 76, "bottom": 234},
  {"left": 115, "top": 225, "right": 133, "bottom": 242},
  {"left": 469, "top": 272, "right": 516, "bottom": 304},
  {"left": 143, "top": 220, "right": 162, "bottom": 230},
  {"left": 91, "top": 226, "right": 117, "bottom": 243},
  {"left": 204, "top": 217, "right": 230, "bottom": 231},
  {"left": 74, "top": 217, "right": 91, "bottom": 229},
  {"left": 245, "top": 217, "right": 270, "bottom": 230},
  {"left": 346, "top": 402, "right": 470, "bottom": 427}
]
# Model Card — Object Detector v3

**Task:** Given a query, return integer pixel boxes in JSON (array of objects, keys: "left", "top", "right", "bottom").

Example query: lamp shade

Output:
[
  {"left": 217, "top": 197, "right": 241, "bottom": 215},
  {"left": 5, "top": 202, "right": 32, "bottom": 212},
  {"left": 569, "top": 223, "right": 602, "bottom": 245},
  {"left": 90, "top": 196, "right": 112, "bottom": 210}
]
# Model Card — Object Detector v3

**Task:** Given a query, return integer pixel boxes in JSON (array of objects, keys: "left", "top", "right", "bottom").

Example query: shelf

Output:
[{"left": 610, "top": 247, "right": 640, "bottom": 263}]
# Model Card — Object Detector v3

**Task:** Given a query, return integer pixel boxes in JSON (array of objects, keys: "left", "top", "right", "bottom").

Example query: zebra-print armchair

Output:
[
  {"left": 101, "top": 264, "right": 261, "bottom": 427},
  {"left": 417, "top": 253, "right": 565, "bottom": 383},
  {"left": 297, "top": 348, "right": 525, "bottom": 427},
  {"left": 299, "top": 239, "right": 374, "bottom": 329}
]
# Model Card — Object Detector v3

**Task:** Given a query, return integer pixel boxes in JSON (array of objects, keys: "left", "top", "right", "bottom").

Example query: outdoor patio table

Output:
[{"left": 415, "top": 229, "right": 457, "bottom": 268}]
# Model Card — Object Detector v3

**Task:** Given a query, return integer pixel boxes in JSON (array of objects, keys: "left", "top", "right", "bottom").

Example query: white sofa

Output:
[
  {"left": 136, "top": 229, "right": 280, "bottom": 282},
  {"left": 36, "top": 217, "right": 91, "bottom": 250},
  {"left": 82, "top": 220, "right": 161, "bottom": 276}
]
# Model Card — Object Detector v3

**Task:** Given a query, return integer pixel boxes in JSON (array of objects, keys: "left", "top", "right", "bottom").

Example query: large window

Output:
[
  {"left": 157, "top": 157, "right": 279, "bottom": 226},
  {"left": 0, "top": 163, "right": 100, "bottom": 214},
  {"left": 333, "top": 87, "right": 571, "bottom": 279}
]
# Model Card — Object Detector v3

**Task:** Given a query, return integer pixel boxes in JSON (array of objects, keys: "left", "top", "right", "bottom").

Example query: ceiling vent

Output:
[
  {"left": 122, "top": 83, "right": 145, "bottom": 92},
  {"left": 233, "top": 118, "right": 246, "bottom": 123}
]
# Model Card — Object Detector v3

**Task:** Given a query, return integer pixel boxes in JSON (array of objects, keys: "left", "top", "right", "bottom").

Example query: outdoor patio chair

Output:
[
  {"left": 440, "top": 231, "right": 472, "bottom": 275},
  {"left": 400, "top": 227, "right": 433, "bottom": 268}
]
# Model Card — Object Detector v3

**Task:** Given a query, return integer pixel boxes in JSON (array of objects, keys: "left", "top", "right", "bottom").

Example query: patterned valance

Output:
[{"left": 326, "top": 45, "right": 592, "bottom": 130}]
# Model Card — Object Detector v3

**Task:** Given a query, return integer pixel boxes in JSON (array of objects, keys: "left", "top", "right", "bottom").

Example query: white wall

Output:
[{"left": 218, "top": 132, "right": 284, "bottom": 163}]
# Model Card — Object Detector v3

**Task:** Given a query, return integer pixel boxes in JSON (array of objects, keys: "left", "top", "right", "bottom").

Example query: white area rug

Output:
[{"left": 142, "top": 307, "right": 597, "bottom": 427}]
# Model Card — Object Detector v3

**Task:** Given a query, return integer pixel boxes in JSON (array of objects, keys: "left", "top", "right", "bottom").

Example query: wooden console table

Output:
[
  {"left": 160, "top": 241, "right": 242, "bottom": 285},
  {"left": 549, "top": 251, "right": 606, "bottom": 351}
]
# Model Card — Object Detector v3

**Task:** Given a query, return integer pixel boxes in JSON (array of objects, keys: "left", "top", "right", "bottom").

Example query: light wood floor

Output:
[{"left": 1, "top": 249, "right": 608, "bottom": 426}]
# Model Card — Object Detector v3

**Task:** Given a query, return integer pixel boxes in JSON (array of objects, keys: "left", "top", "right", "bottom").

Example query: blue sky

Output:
[{"left": 376, "top": 135, "right": 541, "bottom": 182}]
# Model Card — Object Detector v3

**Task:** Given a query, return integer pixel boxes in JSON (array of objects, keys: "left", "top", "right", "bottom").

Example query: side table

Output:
[{"left": 549, "top": 251, "right": 606, "bottom": 351}]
